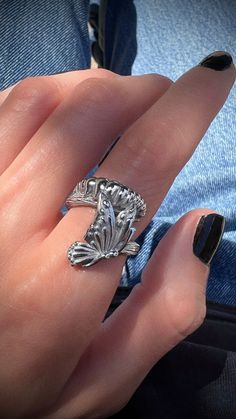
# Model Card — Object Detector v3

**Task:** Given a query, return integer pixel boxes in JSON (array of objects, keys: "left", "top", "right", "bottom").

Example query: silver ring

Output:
[{"left": 65, "top": 177, "right": 146, "bottom": 267}]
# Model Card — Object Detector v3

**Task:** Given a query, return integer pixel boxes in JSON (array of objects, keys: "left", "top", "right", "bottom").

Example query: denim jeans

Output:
[
  {"left": 0, "top": 0, "right": 91, "bottom": 87},
  {"left": 106, "top": 0, "right": 236, "bottom": 307},
  {"left": 0, "top": 0, "right": 235, "bottom": 306}
]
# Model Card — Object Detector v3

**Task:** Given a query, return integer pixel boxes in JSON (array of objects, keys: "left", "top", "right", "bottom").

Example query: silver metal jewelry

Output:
[{"left": 65, "top": 177, "right": 146, "bottom": 267}]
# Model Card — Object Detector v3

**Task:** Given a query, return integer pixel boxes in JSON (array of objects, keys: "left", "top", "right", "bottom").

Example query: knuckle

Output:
[
  {"left": 75, "top": 76, "right": 114, "bottom": 97},
  {"left": 127, "top": 117, "right": 186, "bottom": 184},
  {"left": 92, "top": 68, "right": 117, "bottom": 79},
  {"left": 9, "top": 76, "right": 60, "bottom": 111},
  {"left": 159, "top": 74, "right": 173, "bottom": 87},
  {"left": 152, "top": 119, "right": 188, "bottom": 175},
  {"left": 160, "top": 119, "right": 188, "bottom": 173},
  {"left": 164, "top": 287, "right": 206, "bottom": 341},
  {"left": 73, "top": 77, "right": 118, "bottom": 115},
  {"left": 147, "top": 73, "right": 173, "bottom": 91}
]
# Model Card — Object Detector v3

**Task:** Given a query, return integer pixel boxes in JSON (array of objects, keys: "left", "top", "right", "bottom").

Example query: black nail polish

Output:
[
  {"left": 199, "top": 51, "right": 233, "bottom": 71},
  {"left": 193, "top": 214, "right": 225, "bottom": 265}
]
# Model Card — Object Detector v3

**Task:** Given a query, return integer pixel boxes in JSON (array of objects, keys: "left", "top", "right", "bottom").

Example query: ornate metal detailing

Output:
[{"left": 66, "top": 178, "right": 146, "bottom": 267}]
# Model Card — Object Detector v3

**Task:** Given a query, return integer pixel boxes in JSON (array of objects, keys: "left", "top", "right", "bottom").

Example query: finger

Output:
[
  {"left": 50, "top": 52, "right": 235, "bottom": 326},
  {"left": 0, "top": 75, "right": 171, "bottom": 416},
  {"left": 0, "top": 74, "right": 171, "bottom": 240},
  {"left": 0, "top": 69, "right": 118, "bottom": 175},
  {"left": 29, "top": 54, "right": 234, "bottom": 417},
  {"left": 96, "top": 52, "right": 235, "bottom": 231},
  {"left": 44, "top": 209, "right": 224, "bottom": 418},
  {"left": 0, "top": 68, "right": 116, "bottom": 105}
]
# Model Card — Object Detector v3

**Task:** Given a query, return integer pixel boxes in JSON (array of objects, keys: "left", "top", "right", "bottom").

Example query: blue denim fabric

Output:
[
  {"left": 0, "top": 1, "right": 236, "bottom": 306},
  {"left": 107, "top": 0, "right": 236, "bottom": 306},
  {"left": 0, "top": 0, "right": 90, "bottom": 89}
]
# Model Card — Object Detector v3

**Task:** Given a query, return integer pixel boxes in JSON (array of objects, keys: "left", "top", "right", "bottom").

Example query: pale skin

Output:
[{"left": 0, "top": 59, "right": 235, "bottom": 418}]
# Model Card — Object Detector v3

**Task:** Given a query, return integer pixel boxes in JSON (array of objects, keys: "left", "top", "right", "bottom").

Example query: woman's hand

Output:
[{"left": 0, "top": 55, "right": 235, "bottom": 419}]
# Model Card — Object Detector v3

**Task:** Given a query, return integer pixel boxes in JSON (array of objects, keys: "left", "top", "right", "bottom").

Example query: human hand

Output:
[{"left": 0, "top": 53, "right": 235, "bottom": 418}]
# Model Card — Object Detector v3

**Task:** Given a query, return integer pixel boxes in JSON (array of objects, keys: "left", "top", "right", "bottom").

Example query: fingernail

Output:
[
  {"left": 199, "top": 51, "right": 233, "bottom": 71},
  {"left": 193, "top": 214, "right": 225, "bottom": 265}
]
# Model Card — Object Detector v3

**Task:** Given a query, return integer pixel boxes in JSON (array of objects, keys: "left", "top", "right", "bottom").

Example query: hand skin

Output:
[{"left": 0, "top": 61, "right": 234, "bottom": 418}]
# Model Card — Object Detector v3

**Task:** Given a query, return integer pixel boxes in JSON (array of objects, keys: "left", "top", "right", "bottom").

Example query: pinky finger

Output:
[{"left": 41, "top": 209, "right": 225, "bottom": 418}]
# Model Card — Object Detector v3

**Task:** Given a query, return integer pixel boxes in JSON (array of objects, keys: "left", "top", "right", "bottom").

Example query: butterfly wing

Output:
[
  {"left": 68, "top": 192, "right": 139, "bottom": 267},
  {"left": 68, "top": 192, "right": 117, "bottom": 267},
  {"left": 67, "top": 241, "right": 101, "bottom": 267}
]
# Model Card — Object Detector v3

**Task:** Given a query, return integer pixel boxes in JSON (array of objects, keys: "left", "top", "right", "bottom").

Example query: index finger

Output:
[{"left": 98, "top": 51, "right": 235, "bottom": 225}]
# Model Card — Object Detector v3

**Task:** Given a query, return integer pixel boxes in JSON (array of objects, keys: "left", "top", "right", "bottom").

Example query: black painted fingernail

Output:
[
  {"left": 193, "top": 214, "right": 225, "bottom": 265},
  {"left": 199, "top": 51, "right": 233, "bottom": 71}
]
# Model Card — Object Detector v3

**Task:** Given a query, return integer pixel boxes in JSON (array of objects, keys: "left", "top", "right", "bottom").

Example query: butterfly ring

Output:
[{"left": 65, "top": 177, "right": 146, "bottom": 267}]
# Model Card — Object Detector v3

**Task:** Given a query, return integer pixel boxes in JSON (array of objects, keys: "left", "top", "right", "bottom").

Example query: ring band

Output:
[{"left": 65, "top": 177, "right": 146, "bottom": 267}]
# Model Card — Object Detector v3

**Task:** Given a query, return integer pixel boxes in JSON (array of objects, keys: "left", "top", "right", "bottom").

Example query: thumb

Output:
[
  {"left": 139, "top": 209, "right": 225, "bottom": 346},
  {"left": 48, "top": 210, "right": 225, "bottom": 419},
  {"left": 100, "top": 210, "right": 225, "bottom": 402}
]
